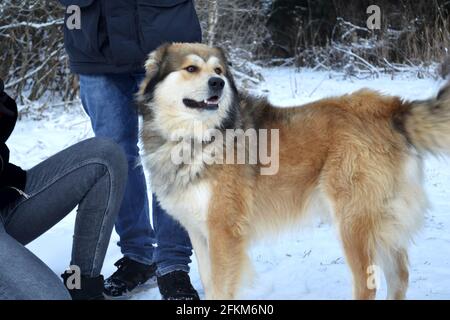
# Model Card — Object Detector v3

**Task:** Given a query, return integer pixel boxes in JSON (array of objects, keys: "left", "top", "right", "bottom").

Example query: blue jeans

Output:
[
  {"left": 0, "top": 138, "right": 127, "bottom": 299},
  {"left": 79, "top": 73, "right": 192, "bottom": 276}
]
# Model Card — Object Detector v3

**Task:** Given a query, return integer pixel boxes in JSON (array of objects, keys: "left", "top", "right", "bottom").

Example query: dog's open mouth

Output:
[{"left": 183, "top": 96, "right": 220, "bottom": 111}]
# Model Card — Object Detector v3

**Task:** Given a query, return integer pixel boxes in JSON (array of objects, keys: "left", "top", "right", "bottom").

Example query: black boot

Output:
[
  {"left": 61, "top": 271, "right": 105, "bottom": 300},
  {"left": 157, "top": 271, "right": 200, "bottom": 300},
  {"left": 103, "top": 257, "right": 157, "bottom": 299}
]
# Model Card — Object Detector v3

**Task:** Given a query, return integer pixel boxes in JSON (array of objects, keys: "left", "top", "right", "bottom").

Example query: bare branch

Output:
[{"left": 0, "top": 18, "right": 64, "bottom": 31}]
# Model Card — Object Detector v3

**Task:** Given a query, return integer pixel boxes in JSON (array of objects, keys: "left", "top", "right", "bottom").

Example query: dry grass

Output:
[{"left": 0, "top": 0, "right": 449, "bottom": 105}]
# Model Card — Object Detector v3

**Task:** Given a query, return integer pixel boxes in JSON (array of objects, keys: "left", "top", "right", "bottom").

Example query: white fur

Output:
[
  {"left": 381, "top": 152, "right": 427, "bottom": 250},
  {"left": 376, "top": 152, "right": 428, "bottom": 299},
  {"left": 150, "top": 57, "right": 234, "bottom": 142},
  {"left": 159, "top": 180, "right": 212, "bottom": 236}
]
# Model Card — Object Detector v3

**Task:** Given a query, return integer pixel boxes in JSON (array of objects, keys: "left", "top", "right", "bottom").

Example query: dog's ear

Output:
[
  {"left": 215, "top": 46, "right": 233, "bottom": 68},
  {"left": 138, "top": 43, "right": 170, "bottom": 99}
]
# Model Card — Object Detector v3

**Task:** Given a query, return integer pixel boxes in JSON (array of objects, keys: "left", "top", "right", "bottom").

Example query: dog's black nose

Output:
[{"left": 208, "top": 77, "right": 225, "bottom": 90}]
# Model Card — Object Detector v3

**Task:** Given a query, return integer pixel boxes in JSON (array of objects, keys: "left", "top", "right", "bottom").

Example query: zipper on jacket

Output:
[{"left": 7, "top": 186, "right": 30, "bottom": 199}]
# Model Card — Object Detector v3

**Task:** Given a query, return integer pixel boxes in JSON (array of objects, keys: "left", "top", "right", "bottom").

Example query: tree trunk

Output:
[{"left": 207, "top": 0, "right": 219, "bottom": 46}]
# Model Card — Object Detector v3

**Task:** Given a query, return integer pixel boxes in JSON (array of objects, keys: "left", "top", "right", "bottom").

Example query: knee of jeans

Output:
[
  {"left": 87, "top": 138, "right": 128, "bottom": 179},
  {"left": 93, "top": 133, "right": 140, "bottom": 160}
]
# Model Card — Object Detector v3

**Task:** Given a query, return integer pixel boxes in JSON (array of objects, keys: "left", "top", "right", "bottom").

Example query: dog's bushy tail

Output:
[{"left": 396, "top": 83, "right": 450, "bottom": 155}]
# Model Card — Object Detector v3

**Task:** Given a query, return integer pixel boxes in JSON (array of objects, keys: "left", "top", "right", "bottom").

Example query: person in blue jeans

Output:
[
  {"left": 0, "top": 78, "right": 127, "bottom": 300},
  {"left": 60, "top": 0, "right": 202, "bottom": 299}
]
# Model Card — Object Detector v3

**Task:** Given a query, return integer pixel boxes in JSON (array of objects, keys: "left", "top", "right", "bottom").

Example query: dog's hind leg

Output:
[
  {"left": 338, "top": 216, "right": 378, "bottom": 300},
  {"left": 377, "top": 247, "right": 409, "bottom": 300},
  {"left": 333, "top": 188, "right": 417, "bottom": 300},
  {"left": 333, "top": 185, "right": 424, "bottom": 299},
  {"left": 376, "top": 155, "right": 426, "bottom": 299},
  {"left": 324, "top": 145, "right": 426, "bottom": 299},
  {"left": 335, "top": 185, "right": 423, "bottom": 300}
]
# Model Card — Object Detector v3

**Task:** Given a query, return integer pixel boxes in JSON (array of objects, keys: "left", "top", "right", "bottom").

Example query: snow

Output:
[{"left": 7, "top": 67, "right": 450, "bottom": 300}]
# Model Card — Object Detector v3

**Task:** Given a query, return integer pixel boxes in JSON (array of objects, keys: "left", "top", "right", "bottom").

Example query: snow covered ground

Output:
[{"left": 7, "top": 67, "right": 450, "bottom": 300}]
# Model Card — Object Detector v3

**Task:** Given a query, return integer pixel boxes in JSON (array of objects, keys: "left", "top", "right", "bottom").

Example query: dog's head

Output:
[{"left": 138, "top": 43, "right": 239, "bottom": 140}]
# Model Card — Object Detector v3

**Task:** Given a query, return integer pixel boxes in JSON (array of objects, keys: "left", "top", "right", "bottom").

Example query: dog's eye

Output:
[
  {"left": 185, "top": 66, "right": 198, "bottom": 73},
  {"left": 214, "top": 68, "right": 222, "bottom": 75}
]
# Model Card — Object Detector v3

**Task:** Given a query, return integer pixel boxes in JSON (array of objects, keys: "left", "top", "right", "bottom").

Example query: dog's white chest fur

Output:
[
  {"left": 144, "top": 140, "right": 212, "bottom": 235},
  {"left": 161, "top": 180, "right": 212, "bottom": 234}
]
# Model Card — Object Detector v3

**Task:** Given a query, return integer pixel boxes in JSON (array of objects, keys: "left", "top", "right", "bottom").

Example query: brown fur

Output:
[
  {"left": 205, "top": 91, "right": 413, "bottom": 299},
  {"left": 139, "top": 43, "right": 450, "bottom": 299}
]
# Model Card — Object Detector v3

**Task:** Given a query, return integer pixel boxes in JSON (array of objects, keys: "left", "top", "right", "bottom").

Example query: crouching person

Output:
[{"left": 0, "top": 79, "right": 127, "bottom": 300}]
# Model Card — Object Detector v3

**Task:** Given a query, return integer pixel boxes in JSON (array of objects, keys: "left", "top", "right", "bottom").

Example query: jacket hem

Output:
[{"left": 70, "top": 62, "right": 145, "bottom": 75}]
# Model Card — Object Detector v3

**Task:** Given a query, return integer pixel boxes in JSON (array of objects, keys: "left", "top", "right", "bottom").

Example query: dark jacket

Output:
[
  {"left": 0, "top": 79, "right": 27, "bottom": 210},
  {"left": 60, "top": 0, "right": 202, "bottom": 74}
]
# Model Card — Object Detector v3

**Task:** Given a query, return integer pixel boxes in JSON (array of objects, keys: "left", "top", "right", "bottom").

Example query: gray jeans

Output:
[{"left": 0, "top": 138, "right": 127, "bottom": 300}]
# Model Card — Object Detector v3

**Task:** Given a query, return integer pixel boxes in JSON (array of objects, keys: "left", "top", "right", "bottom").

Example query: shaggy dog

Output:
[{"left": 138, "top": 42, "right": 450, "bottom": 299}]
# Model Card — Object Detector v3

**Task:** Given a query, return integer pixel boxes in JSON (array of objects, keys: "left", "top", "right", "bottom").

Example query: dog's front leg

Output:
[
  {"left": 207, "top": 221, "right": 247, "bottom": 300},
  {"left": 188, "top": 230, "right": 213, "bottom": 299}
]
